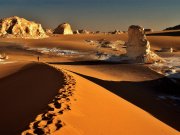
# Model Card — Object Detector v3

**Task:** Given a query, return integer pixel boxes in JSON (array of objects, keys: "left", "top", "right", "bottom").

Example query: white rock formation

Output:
[
  {"left": 53, "top": 23, "right": 73, "bottom": 35},
  {"left": 126, "top": 25, "right": 162, "bottom": 63},
  {"left": 0, "top": 16, "right": 47, "bottom": 39}
]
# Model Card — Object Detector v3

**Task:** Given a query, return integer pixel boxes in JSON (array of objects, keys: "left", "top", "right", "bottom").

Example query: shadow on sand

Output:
[
  {"left": 0, "top": 63, "right": 64, "bottom": 134},
  {"left": 48, "top": 60, "right": 130, "bottom": 65}
]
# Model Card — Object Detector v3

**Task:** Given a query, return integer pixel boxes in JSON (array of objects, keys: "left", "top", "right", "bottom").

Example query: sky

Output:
[{"left": 0, "top": 0, "right": 179, "bottom": 31}]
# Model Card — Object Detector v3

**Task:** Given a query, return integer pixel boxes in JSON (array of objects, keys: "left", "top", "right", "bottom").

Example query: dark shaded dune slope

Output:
[{"left": 0, "top": 62, "right": 64, "bottom": 134}]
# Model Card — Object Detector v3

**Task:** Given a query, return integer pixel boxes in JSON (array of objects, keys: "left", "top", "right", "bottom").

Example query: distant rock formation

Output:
[
  {"left": 159, "top": 47, "right": 174, "bottom": 53},
  {"left": 73, "top": 30, "right": 80, "bottom": 34},
  {"left": 126, "top": 25, "right": 162, "bottom": 64},
  {"left": 164, "top": 24, "right": 180, "bottom": 31},
  {"left": 112, "top": 30, "right": 122, "bottom": 34},
  {"left": 144, "top": 29, "right": 153, "bottom": 33},
  {"left": 78, "top": 29, "right": 90, "bottom": 34},
  {"left": 0, "top": 16, "right": 47, "bottom": 39},
  {"left": 0, "top": 53, "right": 8, "bottom": 60},
  {"left": 53, "top": 23, "right": 73, "bottom": 35},
  {"left": 45, "top": 28, "right": 53, "bottom": 35},
  {"left": 96, "top": 31, "right": 101, "bottom": 34}
]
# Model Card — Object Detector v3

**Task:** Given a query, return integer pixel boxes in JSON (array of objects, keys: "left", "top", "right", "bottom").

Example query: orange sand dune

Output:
[
  {"left": 53, "top": 63, "right": 180, "bottom": 131},
  {"left": 0, "top": 34, "right": 179, "bottom": 134},
  {"left": 0, "top": 62, "right": 64, "bottom": 134},
  {"left": 0, "top": 62, "right": 178, "bottom": 135},
  {"left": 53, "top": 67, "right": 178, "bottom": 135}
]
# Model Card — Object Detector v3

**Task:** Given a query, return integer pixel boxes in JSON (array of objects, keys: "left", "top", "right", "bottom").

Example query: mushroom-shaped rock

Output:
[
  {"left": 125, "top": 25, "right": 162, "bottom": 63},
  {"left": 0, "top": 16, "right": 48, "bottom": 39},
  {"left": 53, "top": 23, "right": 73, "bottom": 35}
]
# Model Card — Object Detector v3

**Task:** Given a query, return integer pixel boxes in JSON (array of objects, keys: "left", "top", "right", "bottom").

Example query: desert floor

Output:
[{"left": 0, "top": 33, "right": 179, "bottom": 135}]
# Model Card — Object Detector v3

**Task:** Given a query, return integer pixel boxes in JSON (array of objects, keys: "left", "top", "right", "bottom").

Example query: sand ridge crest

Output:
[{"left": 22, "top": 65, "right": 76, "bottom": 135}]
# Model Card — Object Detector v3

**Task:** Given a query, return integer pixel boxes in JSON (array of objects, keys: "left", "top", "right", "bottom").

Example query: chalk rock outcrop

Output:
[
  {"left": 53, "top": 23, "right": 73, "bottom": 35},
  {"left": 0, "top": 16, "right": 47, "bottom": 39},
  {"left": 126, "top": 25, "right": 162, "bottom": 63}
]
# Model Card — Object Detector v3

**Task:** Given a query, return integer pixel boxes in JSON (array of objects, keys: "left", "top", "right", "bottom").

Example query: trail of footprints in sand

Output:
[{"left": 22, "top": 67, "right": 76, "bottom": 135}]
